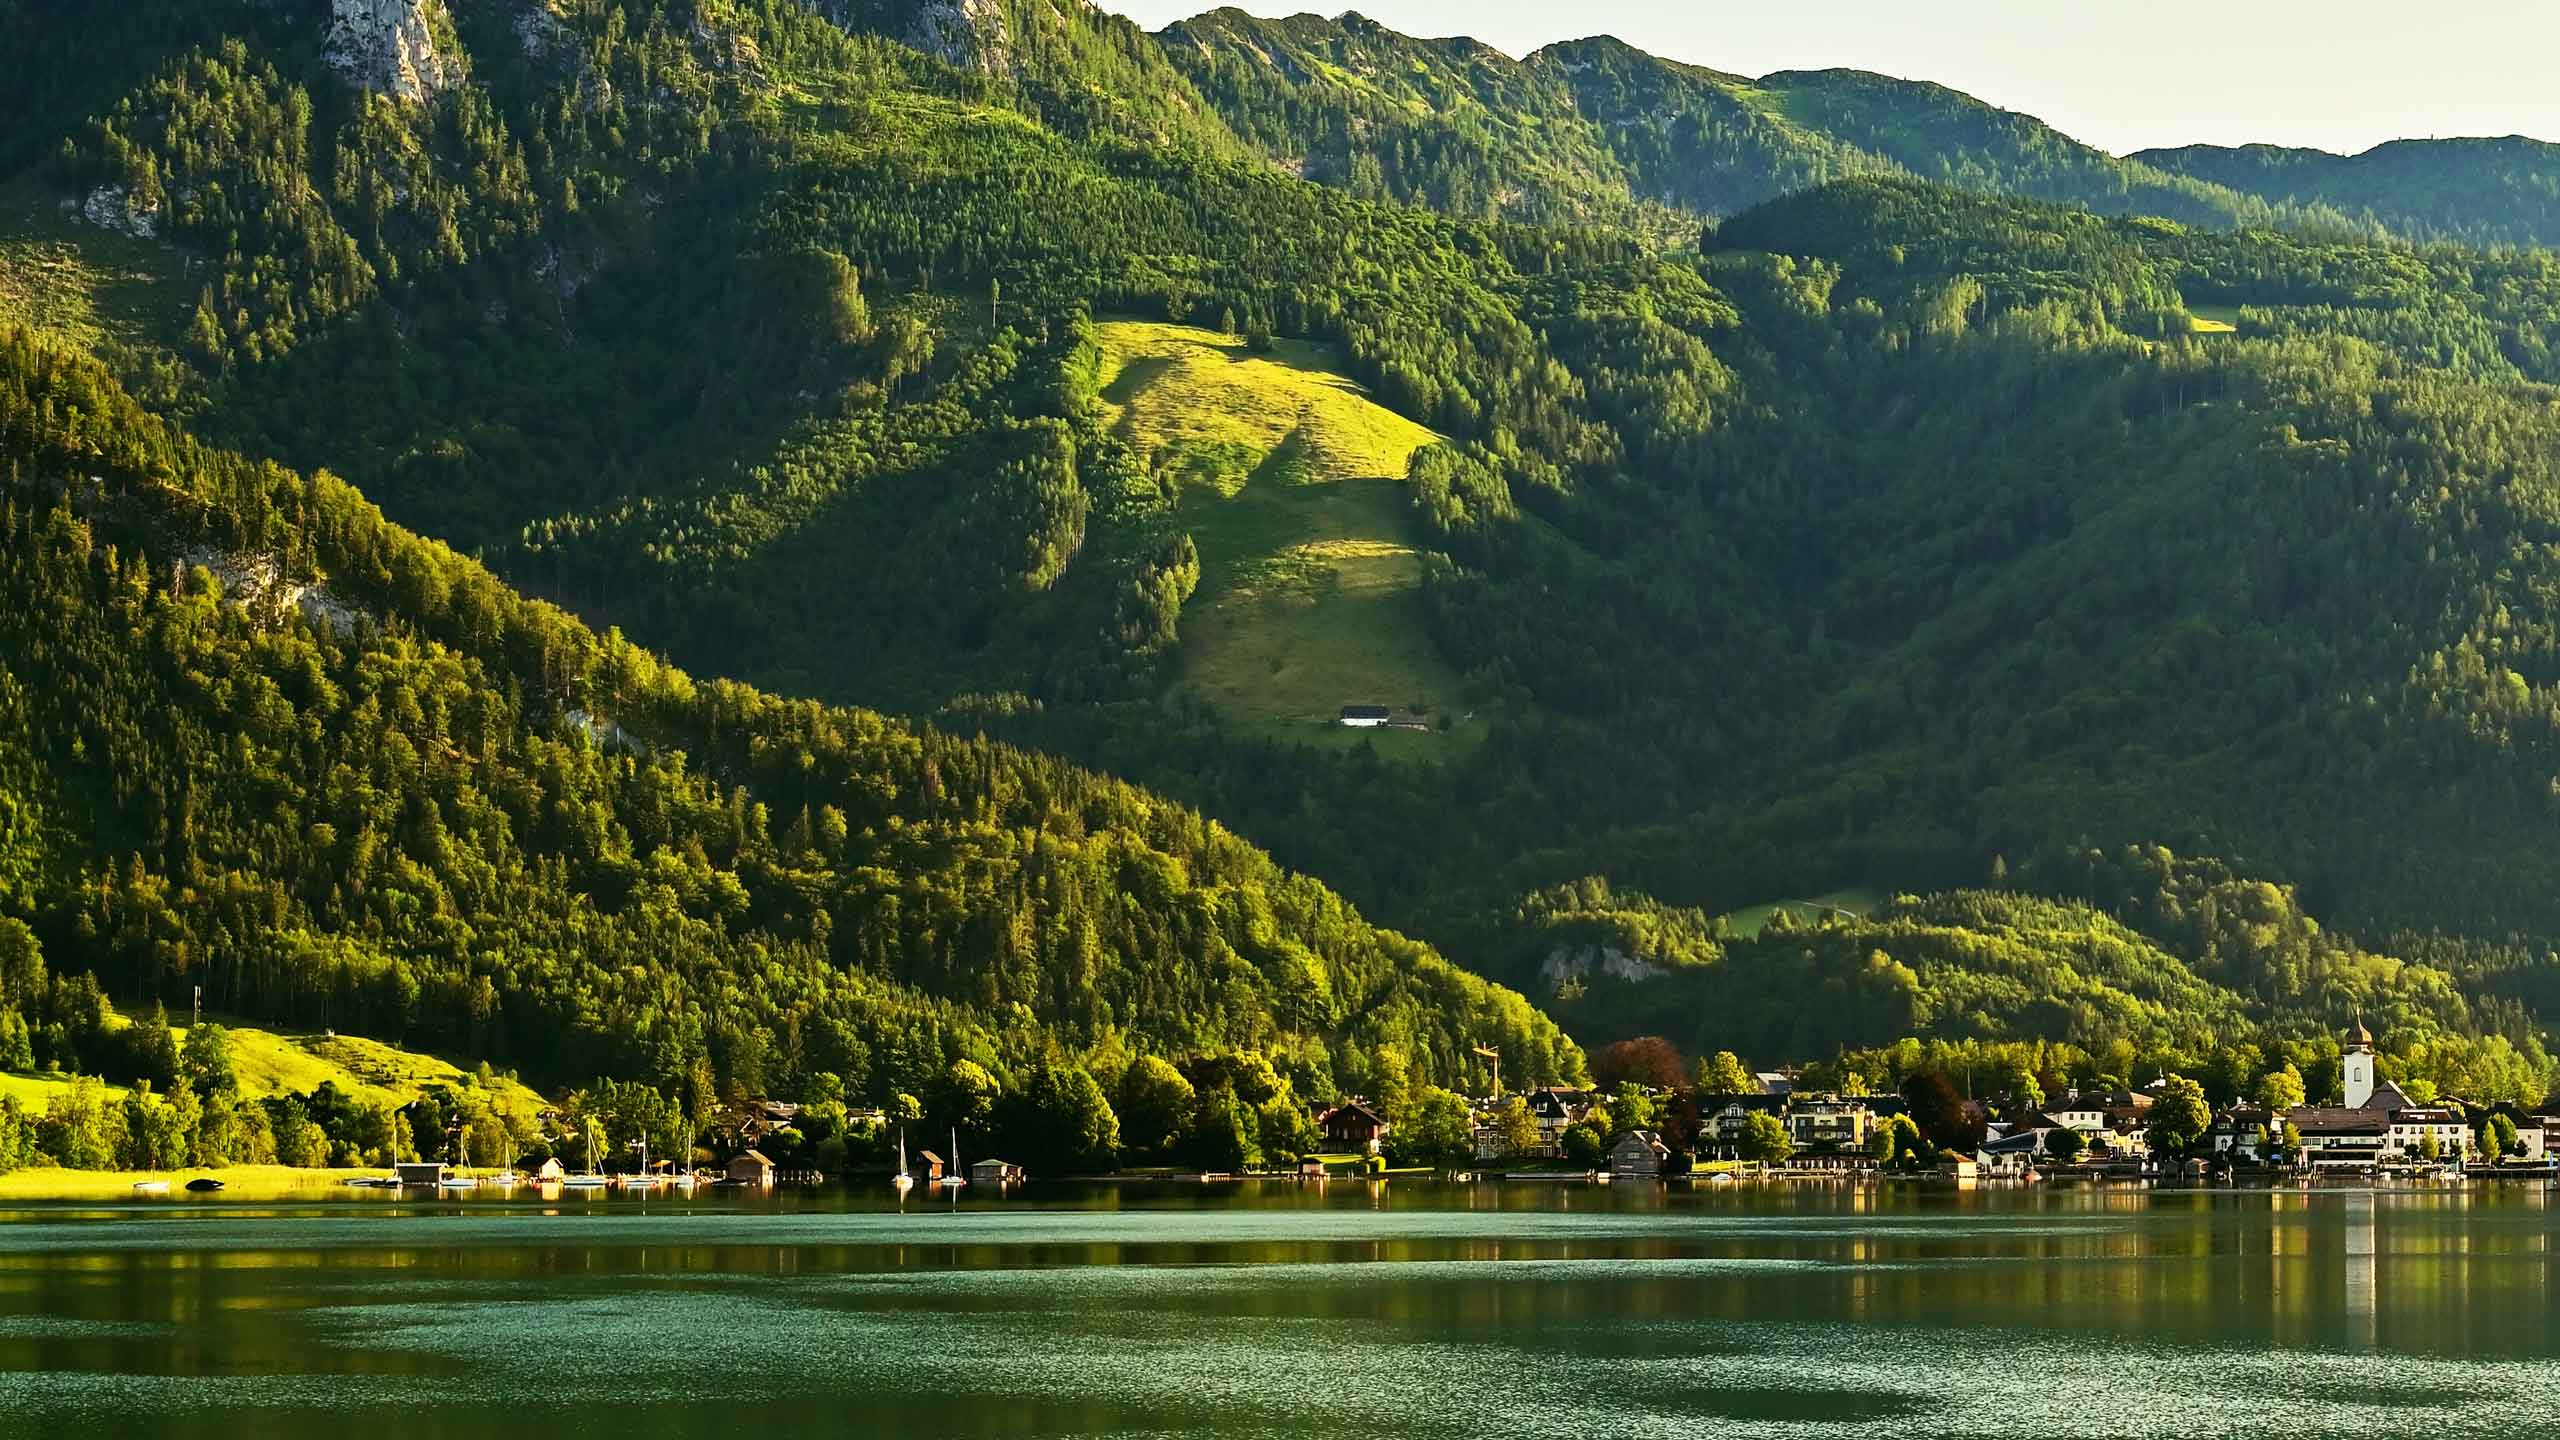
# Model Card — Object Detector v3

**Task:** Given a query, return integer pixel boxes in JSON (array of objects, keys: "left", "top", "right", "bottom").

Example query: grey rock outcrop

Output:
[
  {"left": 323, "top": 0, "right": 466, "bottom": 102},
  {"left": 908, "top": 0, "right": 1012, "bottom": 75}
]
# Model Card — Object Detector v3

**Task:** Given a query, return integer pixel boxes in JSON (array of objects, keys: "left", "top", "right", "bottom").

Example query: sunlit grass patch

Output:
[
  {"left": 1092, "top": 320, "right": 1480, "bottom": 754},
  {"left": 1717, "top": 887, "right": 1884, "bottom": 938}
]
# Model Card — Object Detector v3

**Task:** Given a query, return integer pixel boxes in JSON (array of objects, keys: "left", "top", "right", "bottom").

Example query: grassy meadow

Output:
[
  {"left": 0, "top": 1013, "right": 548, "bottom": 1118},
  {"left": 2186, "top": 304, "right": 2242, "bottom": 334},
  {"left": 1716, "top": 887, "right": 1884, "bottom": 938},
  {"left": 1091, "top": 320, "right": 1481, "bottom": 752}
]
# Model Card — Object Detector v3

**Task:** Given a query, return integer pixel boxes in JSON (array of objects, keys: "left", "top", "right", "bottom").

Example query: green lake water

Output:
[{"left": 3, "top": 1179, "right": 2557, "bottom": 1437}]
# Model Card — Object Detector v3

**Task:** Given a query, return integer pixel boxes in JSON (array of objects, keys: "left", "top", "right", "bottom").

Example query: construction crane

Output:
[{"left": 1471, "top": 1044, "right": 1502, "bottom": 1097}]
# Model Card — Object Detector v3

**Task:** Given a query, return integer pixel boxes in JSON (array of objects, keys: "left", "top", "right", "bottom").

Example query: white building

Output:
[{"left": 2286, "top": 1020, "right": 2470, "bottom": 1166}]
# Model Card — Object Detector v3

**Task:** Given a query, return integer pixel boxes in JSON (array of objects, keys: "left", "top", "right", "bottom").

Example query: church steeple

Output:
[{"left": 2343, "top": 1015, "right": 2377, "bottom": 1109}]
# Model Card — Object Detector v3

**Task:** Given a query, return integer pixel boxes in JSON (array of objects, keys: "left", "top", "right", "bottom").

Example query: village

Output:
[
  {"left": 1299, "top": 1020, "right": 2560, "bottom": 1187},
  {"left": 309, "top": 1021, "right": 2560, "bottom": 1199}
]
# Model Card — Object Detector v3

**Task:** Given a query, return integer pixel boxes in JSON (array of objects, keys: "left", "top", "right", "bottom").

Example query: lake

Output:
[{"left": 2, "top": 1178, "right": 2557, "bottom": 1437}]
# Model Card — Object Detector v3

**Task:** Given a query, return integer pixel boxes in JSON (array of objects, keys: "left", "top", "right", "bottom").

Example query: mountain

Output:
[
  {"left": 6, "top": 0, "right": 2560, "bottom": 1110},
  {"left": 0, "top": 328, "right": 1582, "bottom": 1106},
  {"left": 2135, "top": 136, "right": 2560, "bottom": 247},
  {"left": 1150, "top": 11, "right": 2356, "bottom": 235},
  {"left": 814, "top": 0, "right": 1247, "bottom": 151}
]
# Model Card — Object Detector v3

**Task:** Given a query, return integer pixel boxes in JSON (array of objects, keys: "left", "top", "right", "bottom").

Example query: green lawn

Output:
[
  {"left": 2185, "top": 304, "right": 2242, "bottom": 335},
  {"left": 0, "top": 1013, "right": 547, "bottom": 1117},
  {"left": 0, "top": 1164, "right": 383, "bottom": 1201},
  {"left": 1717, "top": 887, "right": 1884, "bottom": 938},
  {"left": 1093, "top": 320, "right": 1482, "bottom": 754}
]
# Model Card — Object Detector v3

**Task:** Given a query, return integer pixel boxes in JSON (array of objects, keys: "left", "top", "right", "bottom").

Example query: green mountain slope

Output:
[
  {"left": 1084, "top": 318, "right": 1469, "bottom": 748},
  {"left": 1150, "top": 11, "right": 2337, "bottom": 235},
  {"left": 9, "top": 0, "right": 2560, "bottom": 1101},
  {"left": 0, "top": 330, "right": 1583, "bottom": 1106},
  {"left": 814, "top": 0, "right": 1248, "bottom": 152},
  {"left": 2134, "top": 136, "right": 2560, "bottom": 247}
]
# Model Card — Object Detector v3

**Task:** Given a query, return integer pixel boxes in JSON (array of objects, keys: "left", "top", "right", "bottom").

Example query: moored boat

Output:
[{"left": 131, "top": 1180, "right": 169, "bottom": 1195}]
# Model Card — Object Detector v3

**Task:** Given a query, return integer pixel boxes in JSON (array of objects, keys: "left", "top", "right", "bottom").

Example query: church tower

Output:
[{"left": 2343, "top": 1016, "right": 2376, "bottom": 1109}]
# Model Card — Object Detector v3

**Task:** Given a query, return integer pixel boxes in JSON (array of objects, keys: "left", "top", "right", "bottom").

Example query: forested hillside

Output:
[
  {"left": 4, "top": 0, "right": 2560, "bottom": 1107},
  {"left": 2136, "top": 136, "right": 2560, "bottom": 248},
  {"left": 0, "top": 331, "right": 1581, "bottom": 1114},
  {"left": 1148, "top": 11, "right": 2396, "bottom": 238}
]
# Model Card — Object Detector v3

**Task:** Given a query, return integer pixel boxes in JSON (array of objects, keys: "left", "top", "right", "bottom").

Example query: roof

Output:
[
  {"left": 1320, "top": 1101, "right": 1386, "bottom": 1127},
  {"left": 2360, "top": 1080, "right": 2416, "bottom": 1114},
  {"left": 1698, "top": 1093, "right": 1786, "bottom": 1113},
  {"left": 1524, "top": 1088, "right": 1587, "bottom": 1118},
  {"left": 1980, "top": 1131, "right": 2039, "bottom": 1156},
  {"left": 735, "top": 1149, "right": 773, "bottom": 1164},
  {"left": 2348, "top": 1014, "right": 2374, "bottom": 1047},
  {"left": 1610, "top": 1128, "right": 1670, "bottom": 1155},
  {"left": 1338, "top": 705, "right": 1391, "bottom": 720},
  {"left": 2286, "top": 1107, "right": 2387, "bottom": 1135},
  {"left": 1786, "top": 1093, "right": 1889, "bottom": 1115}
]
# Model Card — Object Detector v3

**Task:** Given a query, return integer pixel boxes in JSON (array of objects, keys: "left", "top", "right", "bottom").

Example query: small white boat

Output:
[
  {"left": 894, "top": 1127, "right": 915, "bottom": 1194},
  {"left": 487, "top": 1171, "right": 520, "bottom": 1188},
  {"left": 560, "top": 1174, "right": 609, "bottom": 1190},
  {"left": 618, "top": 1174, "right": 659, "bottom": 1192},
  {"left": 438, "top": 1176, "right": 478, "bottom": 1192},
  {"left": 131, "top": 1181, "right": 169, "bottom": 1195},
  {"left": 939, "top": 1127, "right": 969, "bottom": 1189}
]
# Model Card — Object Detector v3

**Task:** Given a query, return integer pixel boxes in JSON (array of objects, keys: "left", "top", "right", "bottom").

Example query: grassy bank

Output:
[
  {"left": 0, "top": 1014, "right": 548, "bottom": 1118},
  {"left": 0, "top": 1164, "right": 384, "bottom": 1202}
]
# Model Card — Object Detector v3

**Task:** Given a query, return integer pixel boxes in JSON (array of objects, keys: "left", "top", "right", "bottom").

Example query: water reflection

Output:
[
  {"left": 2344, "top": 1189, "right": 2377, "bottom": 1351},
  {"left": 0, "top": 1182, "right": 2557, "bottom": 1435}
]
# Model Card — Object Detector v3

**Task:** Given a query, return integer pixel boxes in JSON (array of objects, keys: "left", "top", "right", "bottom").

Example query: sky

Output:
[{"left": 1098, "top": 1, "right": 2560, "bottom": 156}]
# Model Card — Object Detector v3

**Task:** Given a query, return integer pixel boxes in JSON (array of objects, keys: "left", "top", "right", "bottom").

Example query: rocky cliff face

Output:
[
  {"left": 322, "top": 0, "right": 466, "bottom": 102},
  {"left": 809, "top": 0, "right": 1015, "bottom": 77},
  {"left": 907, "top": 0, "right": 1012, "bottom": 75}
]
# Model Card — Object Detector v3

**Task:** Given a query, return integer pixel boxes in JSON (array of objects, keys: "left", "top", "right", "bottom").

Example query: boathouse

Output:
[{"left": 1607, "top": 1129, "right": 1670, "bottom": 1178}]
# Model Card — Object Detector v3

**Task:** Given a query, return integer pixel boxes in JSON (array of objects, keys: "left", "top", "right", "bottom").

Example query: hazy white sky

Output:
[{"left": 1100, "top": 1, "right": 2560, "bottom": 156}]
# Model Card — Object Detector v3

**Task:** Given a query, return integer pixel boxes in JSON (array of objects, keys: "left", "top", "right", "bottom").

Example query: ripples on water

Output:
[{"left": 0, "top": 1184, "right": 2555, "bottom": 1436}]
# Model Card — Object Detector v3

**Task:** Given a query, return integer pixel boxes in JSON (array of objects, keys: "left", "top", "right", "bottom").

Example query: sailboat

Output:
[
  {"left": 940, "top": 1126, "right": 968, "bottom": 1189},
  {"left": 488, "top": 1129, "right": 520, "bottom": 1189},
  {"left": 619, "top": 1137, "right": 658, "bottom": 1191},
  {"left": 667, "top": 1122, "right": 698, "bottom": 1189},
  {"left": 561, "top": 1121, "right": 609, "bottom": 1189},
  {"left": 893, "top": 1126, "right": 914, "bottom": 1194}
]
